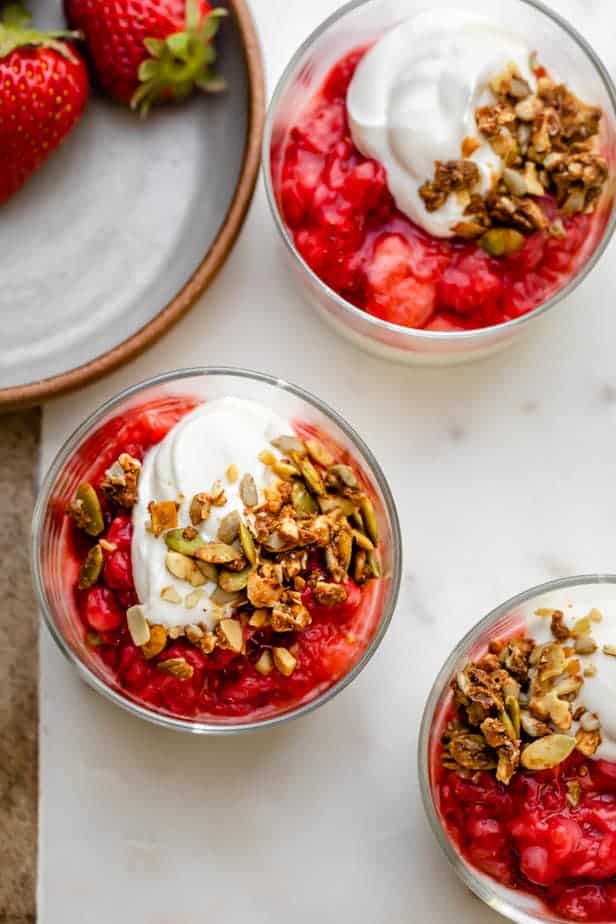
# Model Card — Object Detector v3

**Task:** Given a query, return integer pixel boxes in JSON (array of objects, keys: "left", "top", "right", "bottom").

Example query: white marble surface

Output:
[{"left": 39, "top": 1, "right": 616, "bottom": 921}]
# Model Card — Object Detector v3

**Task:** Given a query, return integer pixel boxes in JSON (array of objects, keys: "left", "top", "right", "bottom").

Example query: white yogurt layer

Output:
[
  {"left": 525, "top": 602, "right": 616, "bottom": 762},
  {"left": 346, "top": 10, "right": 536, "bottom": 237},
  {"left": 131, "top": 397, "right": 292, "bottom": 632}
]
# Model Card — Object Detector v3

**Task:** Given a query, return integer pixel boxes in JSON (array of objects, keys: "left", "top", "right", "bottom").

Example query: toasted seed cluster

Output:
[
  {"left": 442, "top": 607, "right": 605, "bottom": 785},
  {"left": 419, "top": 57, "right": 608, "bottom": 255},
  {"left": 68, "top": 431, "right": 382, "bottom": 683}
]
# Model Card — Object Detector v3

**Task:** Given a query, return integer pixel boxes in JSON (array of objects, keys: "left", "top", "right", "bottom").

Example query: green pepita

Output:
[
  {"left": 78, "top": 543, "right": 104, "bottom": 589},
  {"left": 297, "top": 456, "right": 325, "bottom": 496},
  {"left": 218, "top": 565, "right": 253, "bottom": 593},
  {"left": 505, "top": 694, "right": 521, "bottom": 738},
  {"left": 68, "top": 483, "right": 104, "bottom": 536},
  {"left": 164, "top": 528, "right": 207, "bottom": 557},
  {"left": 270, "top": 435, "right": 306, "bottom": 456},
  {"left": 196, "top": 541, "right": 243, "bottom": 565},
  {"left": 328, "top": 463, "right": 358, "bottom": 489},
  {"left": 291, "top": 481, "right": 318, "bottom": 517},
  {"left": 217, "top": 510, "right": 241, "bottom": 544},
  {"left": 239, "top": 522, "right": 257, "bottom": 566},
  {"left": 479, "top": 227, "right": 525, "bottom": 257},
  {"left": 359, "top": 495, "right": 379, "bottom": 545}
]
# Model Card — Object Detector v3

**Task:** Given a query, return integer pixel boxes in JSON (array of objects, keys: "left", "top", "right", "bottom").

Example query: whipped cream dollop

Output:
[
  {"left": 525, "top": 602, "right": 616, "bottom": 762},
  {"left": 346, "top": 10, "right": 536, "bottom": 237},
  {"left": 131, "top": 397, "right": 292, "bottom": 632}
]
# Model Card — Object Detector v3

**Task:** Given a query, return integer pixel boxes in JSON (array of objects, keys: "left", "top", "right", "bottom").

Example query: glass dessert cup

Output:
[
  {"left": 263, "top": 0, "right": 616, "bottom": 365},
  {"left": 32, "top": 368, "right": 401, "bottom": 734},
  {"left": 419, "top": 574, "right": 616, "bottom": 924}
]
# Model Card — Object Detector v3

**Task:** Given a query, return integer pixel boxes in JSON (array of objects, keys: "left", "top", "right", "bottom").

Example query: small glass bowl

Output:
[
  {"left": 263, "top": 0, "right": 616, "bottom": 365},
  {"left": 32, "top": 367, "right": 402, "bottom": 734},
  {"left": 418, "top": 574, "right": 616, "bottom": 924}
]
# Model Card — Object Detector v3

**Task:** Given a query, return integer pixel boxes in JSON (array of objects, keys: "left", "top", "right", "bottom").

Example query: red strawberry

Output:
[
  {"left": 65, "top": 0, "right": 226, "bottom": 115},
  {"left": 0, "top": 4, "right": 89, "bottom": 204}
]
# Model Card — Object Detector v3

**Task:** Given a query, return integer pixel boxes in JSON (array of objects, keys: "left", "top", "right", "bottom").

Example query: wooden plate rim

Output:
[{"left": 1, "top": 0, "right": 265, "bottom": 411}]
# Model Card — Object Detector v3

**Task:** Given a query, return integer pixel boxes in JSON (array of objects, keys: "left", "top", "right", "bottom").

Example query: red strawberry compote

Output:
[
  {"left": 273, "top": 13, "right": 610, "bottom": 333},
  {"left": 64, "top": 395, "right": 385, "bottom": 723},
  {"left": 433, "top": 605, "right": 616, "bottom": 921}
]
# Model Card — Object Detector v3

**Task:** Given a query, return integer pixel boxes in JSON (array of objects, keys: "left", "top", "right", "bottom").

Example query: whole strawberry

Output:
[
  {"left": 64, "top": 0, "right": 226, "bottom": 115},
  {"left": 0, "top": 4, "right": 89, "bottom": 204}
]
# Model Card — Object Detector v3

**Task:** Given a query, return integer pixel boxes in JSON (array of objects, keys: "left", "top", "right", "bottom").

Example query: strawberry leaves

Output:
[
  {"left": 0, "top": 3, "right": 81, "bottom": 61},
  {"left": 131, "top": 2, "right": 226, "bottom": 116}
]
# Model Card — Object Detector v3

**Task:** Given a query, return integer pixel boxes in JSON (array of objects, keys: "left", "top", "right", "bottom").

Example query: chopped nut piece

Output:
[
  {"left": 216, "top": 618, "right": 243, "bottom": 653},
  {"left": 67, "top": 483, "right": 105, "bottom": 536},
  {"left": 420, "top": 159, "right": 481, "bottom": 212},
  {"left": 100, "top": 454, "right": 141, "bottom": 508},
  {"left": 158, "top": 657, "right": 194, "bottom": 680},
  {"left": 126, "top": 605, "right": 150, "bottom": 646},
  {"left": 566, "top": 780, "right": 582, "bottom": 807},
  {"left": 305, "top": 438, "right": 335, "bottom": 467},
  {"left": 255, "top": 650, "right": 274, "bottom": 676},
  {"left": 520, "top": 710, "right": 551, "bottom": 738},
  {"left": 271, "top": 593, "right": 311, "bottom": 632},
  {"left": 576, "top": 727, "right": 602, "bottom": 757},
  {"left": 199, "top": 631, "right": 217, "bottom": 654},
  {"left": 550, "top": 610, "right": 571, "bottom": 642},
  {"left": 185, "top": 589, "right": 205, "bottom": 609},
  {"left": 444, "top": 724, "right": 497, "bottom": 771},
  {"left": 574, "top": 634, "right": 597, "bottom": 655},
  {"left": 249, "top": 608, "right": 271, "bottom": 629},
  {"left": 185, "top": 624, "right": 204, "bottom": 643},
  {"left": 579, "top": 711, "right": 600, "bottom": 732},
  {"left": 189, "top": 493, "right": 211, "bottom": 526},
  {"left": 603, "top": 645, "right": 616, "bottom": 657},
  {"left": 515, "top": 94, "right": 544, "bottom": 122},
  {"left": 141, "top": 624, "right": 167, "bottom": 659},
  {"left": 313, "top": 581, "right": 347, "bottom": 607},
  {"left": 148, "top": 500, "right": 179, "bottom": 537},
  {"left": 461, "top": 136, "right": 481, "bottom": 158},
  {"left": 521, "top": 734, "right": 577, "bottom": 770},
  {"left": 226, "top": 464, "right": 239, "bottom": 483},
  {"left": 258, "top": 449, "right": 277, "bottom": 466},
  {"left": 209, "top": 480, "right": 226, "bottom": 506},
  {"left": 584, "top": 664, "right": 598, "bottom": 678},
  {"left": 160, "top": 585, "right": 182, "bottom": 604},
  {"left": 273, "top": 646, "right": 297, "bottom": 677},
  {"left": 476, "top": 102, "right": 517, "bottom": 136},
  {"left": 247, "top": 571, "right": 282, "bottom": 608},
  {"left": 590, "top": 608, "right": 603, "bottom": 623}
]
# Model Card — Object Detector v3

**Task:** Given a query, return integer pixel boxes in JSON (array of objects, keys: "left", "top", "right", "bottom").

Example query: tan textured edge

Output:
[{"left": 0, "top": 0, "right": 266, "bottom": 411}]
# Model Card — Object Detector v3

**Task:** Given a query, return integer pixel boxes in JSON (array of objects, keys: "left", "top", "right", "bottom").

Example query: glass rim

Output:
[
  {"left": 262, "top": 0, "right": 616, "bottom": 345},
  {"left": 417, "top": 572, "right": 616, "bottom": 924},
  {"left": 32, "top": 365, "right": 403, "bottom": 735}
]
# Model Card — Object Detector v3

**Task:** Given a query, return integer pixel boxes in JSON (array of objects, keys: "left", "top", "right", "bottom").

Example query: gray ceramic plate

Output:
[{"left": 0, "top": 0, "right": 264, "bottom": 408}]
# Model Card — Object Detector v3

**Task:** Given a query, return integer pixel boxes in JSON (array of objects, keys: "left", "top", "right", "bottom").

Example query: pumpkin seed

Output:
[
  {"left": 337, "top": 529, "right": 353, "bottom": 571},
  {"left": 291, "top": 480, "right": 318, "bottom": 517},
  {"left": 126, "top": 605, "right": 150, "bottom": 646},
  {"left": 219, "top": 565, "right": 253, "bottom": 593},
  {"left": 195, "top": 559, "right": 218, "bottom": 583},
  {"left": 353, "top": 549, "right": 367, "bottom": 583},
  {"left": 69, "top": 483, "right": 105, "bottom": 536},
  {"left": 499, "top": 708, "right": 517, "bottom": 741},
  {"left": 239, "top": 522, "right": 257, "bottom": 566},
  {"left": 366, "top": 549, "right": 381, "bottom": 579},
  {"left": 479, "top": 228, "right": 525, "bottom": 257},
  {"left": 165, "top": 550, "right": 195, "bottom": 582},
  {"left": 195, "top": 541, "right": 242, "bottom": 565},
  {"left": 521, "top": 734, "right": 577, "bottom": 771},
  {"left": 165, "top": 528, "right": 206, "bottom": 557},
  {"left": 271, "top": 460, "right": 300, "bottom": 481},
  {"left": 217, "top": 510, "right": 241, "bottom": 544},
  {"left": 318, "top": 495, "right": 358, "bottom": 516},
  {"left": 359, "top": 495, "right": 379, "bottom": 545},
  {"left": 328, "top": 463, "right": 358, "bottom": 489},
  {"left": 298, "top": 457, "right": 325, "bottom": 496},
  {"left": 270, "top": 435, "right": 306, "bottom": 456},
  {"left": 305, "top": 438, "right": 334, "bottom": 467},
  {"left": 505, "top": 694, "right": 521, "bottom": 738},
  {"left": 239, "top": 473, "right": 258, "bottom": 507},
  {"left": 351, "top": 528, "right": 374, "bottom": 552},
  {"left": 78, "top": 543, "right": 104, "bottom": 589}
]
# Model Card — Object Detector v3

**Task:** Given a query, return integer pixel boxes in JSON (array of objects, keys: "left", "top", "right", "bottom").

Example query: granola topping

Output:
[
  {"left": 75, "top": 398, "right": 384, "bottom": 677},
  {"left": 442, "top": 603, "right": 616, "bottom": 783}
]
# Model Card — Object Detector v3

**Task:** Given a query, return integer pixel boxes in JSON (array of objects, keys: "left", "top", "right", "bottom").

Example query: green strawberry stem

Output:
[
  {"left": 131, "top": 0, "right": 227, "bottom": 116},
  {"left": 0, "top": 3, "right": 81, "bottom": 61}
]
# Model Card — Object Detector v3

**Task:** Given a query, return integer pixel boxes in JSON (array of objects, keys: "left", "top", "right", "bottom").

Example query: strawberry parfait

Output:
[
  {"left": 266, "top": 3, "right": 616, "bottom": 361},
  {"left": 35, "top": 371, "right": 399, "bottom": 730},
  {"left": 421, "top": 579, "right": 616, "bottom": 923}
]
